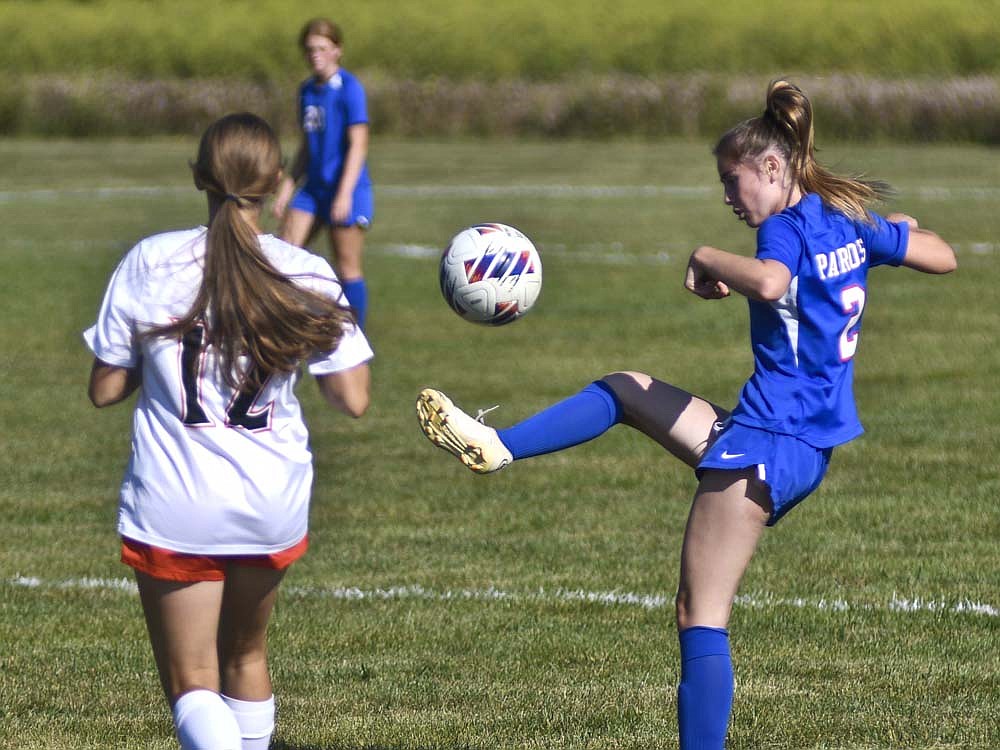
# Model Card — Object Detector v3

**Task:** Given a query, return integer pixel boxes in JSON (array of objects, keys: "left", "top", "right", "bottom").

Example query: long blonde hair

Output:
[
  {"left": 144, "top": 113, "right": 354, "bottom": 392},
  {"left": 714, "top": 80, "right": 891, "bottom": 222}
]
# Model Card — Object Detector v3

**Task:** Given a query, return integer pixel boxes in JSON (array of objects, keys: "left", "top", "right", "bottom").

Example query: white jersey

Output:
[{"left": 84, "top": 228, "right": 373, "bottom": 555}]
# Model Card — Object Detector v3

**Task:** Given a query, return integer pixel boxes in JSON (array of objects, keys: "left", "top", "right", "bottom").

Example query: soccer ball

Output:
[{"left": 439, "top": 223, "right": 542, "bottom": 325}]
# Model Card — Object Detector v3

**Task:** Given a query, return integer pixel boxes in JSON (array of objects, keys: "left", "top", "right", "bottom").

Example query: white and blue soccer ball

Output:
[{"left": 439, "top": 223, "right": 542, "bottom": 326}]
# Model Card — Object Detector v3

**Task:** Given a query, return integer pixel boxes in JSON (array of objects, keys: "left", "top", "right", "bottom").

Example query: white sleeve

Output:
[
  {"left": 307, "top": 322, "right": 374, "bottom": 375},
  {"left": 293, "top": 260, "right": 374, "bottom": 375},
  {"left": 82, "top": 246, "right": 143, "bottom": 368}
]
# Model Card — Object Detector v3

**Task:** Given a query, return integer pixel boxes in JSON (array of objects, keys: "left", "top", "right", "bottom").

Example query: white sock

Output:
[
  {"left": 221, "top": 693, "right": 276, "bottom": 750},
  {"left": 172, "top": 689, "right": 242, "bottom": 750}
]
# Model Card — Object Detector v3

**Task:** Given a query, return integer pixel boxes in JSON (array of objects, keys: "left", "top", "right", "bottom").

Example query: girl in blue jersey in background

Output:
[
  {"left": 416, "top": 80, "right": 956, "bottom": 749},
  {"left": 273, "top": 17, "right": 373, "bottom": 329}
]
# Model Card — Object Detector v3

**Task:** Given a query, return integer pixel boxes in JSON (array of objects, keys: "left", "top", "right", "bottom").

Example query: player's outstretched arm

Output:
[
  {"left": 686, "top": 245, "right": 791, "bottom": 302},
  {"left": 88, "top": 358, "right": 141, "bottom": 408},
  {"left": 316, "top": 363, "right": 370, "bottom": 418},
  {"left": 887, "top": 213, "right": 957, "bottom": 274}
]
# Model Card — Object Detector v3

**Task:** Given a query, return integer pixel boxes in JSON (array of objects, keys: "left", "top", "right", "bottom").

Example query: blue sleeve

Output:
[
  {"left": 860, "top": 214, "right": 909, "bottom": 267},
  {"left": 755, "top": 214, "right": 803, "bottom": 273},
  {"left": 342, "top": 74, "right": 368, "bottom": 126}
]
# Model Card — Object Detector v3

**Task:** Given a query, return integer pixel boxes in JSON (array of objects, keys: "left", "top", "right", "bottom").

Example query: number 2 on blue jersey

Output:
[{"left": 838, "top": 284, "right": 866, "bottom": 362}]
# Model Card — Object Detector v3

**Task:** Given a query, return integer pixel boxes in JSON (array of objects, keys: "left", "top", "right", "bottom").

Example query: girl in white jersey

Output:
[
  {"left": 85, "top": 113, "right": 372, "bottom": 750},
  {"left": 416, "top": 81, "right": 956, "bottom": 749}
]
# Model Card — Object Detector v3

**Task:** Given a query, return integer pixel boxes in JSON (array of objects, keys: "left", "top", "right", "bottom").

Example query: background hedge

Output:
[{"left": 4, "top": 73, "right": 998, "bottom": 142}]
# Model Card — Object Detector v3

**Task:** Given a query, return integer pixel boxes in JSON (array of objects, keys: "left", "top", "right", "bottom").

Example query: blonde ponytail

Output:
[{"left": 715, "top": 80, "right": 892, "bottom": 222}]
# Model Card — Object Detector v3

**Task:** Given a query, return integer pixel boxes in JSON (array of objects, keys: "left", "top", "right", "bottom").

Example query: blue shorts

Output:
[
  {"left": 290, "top": 181, "right": 374, "bottom": 228},
  {"left": 696, "top": 420, "right": 833, "bottom": 525}
]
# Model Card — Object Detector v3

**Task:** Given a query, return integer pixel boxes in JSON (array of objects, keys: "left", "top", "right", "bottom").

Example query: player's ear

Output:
[
  {"left": 763, "top": 153, "right": 781, "bottom": 182},
  {"left": 189, "top": 160, "right": 205, "bottom": 191}
]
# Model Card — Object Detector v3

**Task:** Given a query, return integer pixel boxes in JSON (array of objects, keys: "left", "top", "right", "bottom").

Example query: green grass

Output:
[{"left": 0, "top": 137, "right": 997, "bottom": 749}]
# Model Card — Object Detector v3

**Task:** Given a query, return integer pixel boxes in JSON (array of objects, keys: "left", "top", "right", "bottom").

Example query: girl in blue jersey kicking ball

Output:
[
  {"left": 416, "top": 80, "right": 956, "bottom": 749},
  {"left": 273, "top": 17, "right": 374, "bottom": 329}
]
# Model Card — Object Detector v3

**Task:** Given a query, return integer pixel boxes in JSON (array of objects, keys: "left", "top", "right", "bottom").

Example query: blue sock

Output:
[
  {"left": 677, "top": 626, "right": 734, "bottom": 750},
  {"left": 341, "top": 278, "right": 368, "bottom": 330},
  {"left": 497, "top": 380, "right": 622, "bottom": 460}
]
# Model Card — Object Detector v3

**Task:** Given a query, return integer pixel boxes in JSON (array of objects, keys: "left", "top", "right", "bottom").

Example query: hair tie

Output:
[{"left": 224, "top": 193, "right": 242, "bottom": 204}]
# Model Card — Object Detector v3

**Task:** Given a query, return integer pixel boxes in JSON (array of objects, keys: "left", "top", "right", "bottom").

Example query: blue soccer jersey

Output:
[
  {"left": 298, "top": 70, "right": 372, "bottom": 189},
  {"left": 730, "top": 193, "right": 909, "bottom": 448}
]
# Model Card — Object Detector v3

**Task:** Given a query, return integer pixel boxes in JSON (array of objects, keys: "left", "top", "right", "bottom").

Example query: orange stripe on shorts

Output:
[{"left": 121, "top": 535, "right": 309, "bottom": 583}]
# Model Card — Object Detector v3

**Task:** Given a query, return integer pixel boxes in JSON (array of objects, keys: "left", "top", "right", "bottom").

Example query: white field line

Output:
[
  {"left": 7, "top": 575, "right": 997, "bottom": 618},
  {"left": 2, "top": 184, "right": 999, "bottom": 203},
  {"left": 0, "top": 186, "right": 191, "bottom": 202}
]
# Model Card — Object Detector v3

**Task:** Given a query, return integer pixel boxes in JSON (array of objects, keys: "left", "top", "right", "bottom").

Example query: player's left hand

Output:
[{"left": 685, "top": 260, "right": 731, "bottom": 299}]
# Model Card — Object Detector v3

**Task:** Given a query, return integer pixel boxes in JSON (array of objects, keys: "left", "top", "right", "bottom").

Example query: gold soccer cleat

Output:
[{"left": 416, "top": 388, "right": 513, "bottom": 474}]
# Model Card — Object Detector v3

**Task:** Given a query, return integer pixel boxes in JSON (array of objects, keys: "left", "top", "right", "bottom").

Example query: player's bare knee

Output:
[{"left": 601, "top": 371, "right": 653, "bottom": 415}]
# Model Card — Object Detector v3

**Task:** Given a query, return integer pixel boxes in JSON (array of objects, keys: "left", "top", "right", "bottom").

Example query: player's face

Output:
[
  {"left": 304, "top": 35, "right": 342, "bottom": 79},
  {"left": 716, "top": 154, "right": 784, "bottom": 228}
]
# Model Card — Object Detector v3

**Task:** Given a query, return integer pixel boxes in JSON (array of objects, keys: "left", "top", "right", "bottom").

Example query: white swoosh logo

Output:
[{"left": 720, "top": 451, "right": 746, "bottom": 459}]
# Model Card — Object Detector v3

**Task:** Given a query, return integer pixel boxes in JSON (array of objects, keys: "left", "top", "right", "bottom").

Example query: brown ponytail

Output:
[
  {"left": 143, "top": 113, "right": 355, "bottom": 392},
  {"left": 715, "top": 80, "right": 892, "bottom": 222}
]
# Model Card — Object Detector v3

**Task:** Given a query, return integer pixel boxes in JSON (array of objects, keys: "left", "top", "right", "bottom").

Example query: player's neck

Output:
[
  {"left": 206, "top": 201, "right": 263, "bottom": 234},
  {"left": 313, "top": 65, "right": 341, "bottom": 84}
]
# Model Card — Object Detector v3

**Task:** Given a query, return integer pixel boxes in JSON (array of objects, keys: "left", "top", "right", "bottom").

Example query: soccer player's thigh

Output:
[
  {"left": 135, "top": 572, "right": 226, "bottom": 699},
  {"left": 602, "top": 371, "right": 728, "bottom": 466},
  {"left": 676, "top": 468, "right": 769, "bottom": 629}
]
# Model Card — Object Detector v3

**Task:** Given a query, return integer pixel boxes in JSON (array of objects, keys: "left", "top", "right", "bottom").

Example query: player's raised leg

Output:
[
  {"left": 602, "top": 371, "right": 728, "bottom": 467},
  {"left": 416, "top": 371, "right": 728, "bottom": 473}
]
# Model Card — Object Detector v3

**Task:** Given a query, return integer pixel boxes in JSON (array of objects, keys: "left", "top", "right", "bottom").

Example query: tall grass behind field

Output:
[
  {"left": 3, "top": 0, "right": 999, "bottom": 79},
  {"left": 0, "top": 138, "right": 997, "bottom": 748}
]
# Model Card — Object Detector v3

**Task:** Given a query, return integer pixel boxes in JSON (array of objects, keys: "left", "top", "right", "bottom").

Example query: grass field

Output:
[{"left": 0, "top": 136, "right": 997, "bottom": 749}]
